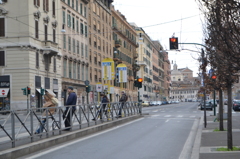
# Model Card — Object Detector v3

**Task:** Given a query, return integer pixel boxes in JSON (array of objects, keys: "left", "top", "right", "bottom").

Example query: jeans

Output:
[
  {"left": 63, "top": 108, "right": 75, "bottom": 130},
  {"left": 118, "top": 102, "right": 125, "bottom": 117},
  {"left": 36, "top": 119, "right": 46, "bottom": 134}
]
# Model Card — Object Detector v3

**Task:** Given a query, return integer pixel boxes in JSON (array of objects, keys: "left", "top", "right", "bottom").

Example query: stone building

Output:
[{"left": 0, "top": 0, "right": 62, "bottom": 109}]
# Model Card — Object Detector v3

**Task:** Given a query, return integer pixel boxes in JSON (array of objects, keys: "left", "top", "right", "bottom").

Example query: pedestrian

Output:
[
  {"left": 35, "top": 92, "right": 57, "bottom": 134},
  {"left": 92, "top": 94, "right": 109, "bottom": 121},
  {"left": 63, "top": 86, "right": 77, "bottom": 131},
  {"left": 118, "top": 91, "right": 128, "bottom": 118},
  {"left": 2, "top": 98, "right": 10, "bottom": 115}
]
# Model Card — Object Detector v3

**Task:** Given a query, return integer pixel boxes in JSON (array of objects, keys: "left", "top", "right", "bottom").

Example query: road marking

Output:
[
  {"left": 165, "top": 119, "right": 169, "bottom": 122},
  {"left": 164, "top": 115, "right": 171, "bottom": 117},
  {"left": 177, "top": 115, "right": 183, "bottom": 118},
  {"left": 190, "top": 116, "right": 196, "bottom": 118},
  {"left": 152, "top": 110, "right": 158, "bottom": 112},
  {"left": 151, "top": 115, "right": 160, "bottom": 117},
  {"left": 25, "top": 118, "right": 144, "bottom": 159}
]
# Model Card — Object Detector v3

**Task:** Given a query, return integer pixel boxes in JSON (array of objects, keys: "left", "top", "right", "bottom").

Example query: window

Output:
[
  {"left": 76, "top": 0, "right": 78, "bottom": 12},
  {"left": 73, "top": 38, "right": 75, "bottom": 53},
  {"left": 69, "top": 61, "right": 72, "bottom": 78},
  {"left": 44, "top": 25, "right": 48, "bottom": 41},
  {"left": 53, "top": 57, "right": 56, "bottom": 72},
  {"left": 53, "top": 29, "right": 56, "bottom": 43},
  {"left": 85, "top": 45, "right": 88, "bottom": 57},
  {"left": 72, "top": 0, "right": 74, "bottom": 8},
  {"left": 0, "top": 18, "right": 5, "bottom": 37},
  {"left": 72, "top": 17, "right": 75, "bottom": 30},
  {"left": 63, "top": 59, "right": 67, "bottom": 77},
  {"left": 62, "top": 11, "right": 66, "bottom": 24},
  {"left": 68, "top": 37, "right": 71, "bottom": 51},
  {"left": 63, "top": 35, "right": 66, "bottom": 49},
  {"left": 85, "top": 25, "right": 88, "bottom": 37},
  {"left": 76, "top": 20, "right": 79, "bottom": 32},
  {"left": 80, "top": 3, "right": 83, "bottom": 14},
  {"left": 77, "top": 40, "right": 80, "bottom": 54},
  {"left": 81, "top": 65, "right": 84, "bottom": 80},
  {"left": 77, "top": 64, "right": 80, "bottom": 79},
  {"left": 67, "top": 14, "right": 71, "bottom": 27},
  {"left": 35, "top": 20, "right": 39, "bottom": 39},
  {"left": 73, "top": 62, "right": 76, "bottom": 79},
  {"left": 68, "top": 0, "right": 70, "bottom": 6},
  {"left": 80, "top": 23, "right": 84, "bottom": 34},
  {"left": 36, "top": 52, "right": 39, "bottom": 68},
  {"left": 52, "top": 0, "right": 56, "bottom": 16},
  {"left": 85, "top": 67, "right": 88, "bottom": 80},
  {"left": 45, "top": 77, "right": 50, "bottom": 89},
  {"left": 0, "top": 51, "right": 5, "bottom": 66},
  {"left": 43, "top": 0, "right": 49, "bottom": 12},
  {"left": 34, "top": 0, "right": 40, "bottom": 7},
  {"left": 81, "top": 43, "right": 84, "bottom": 56},
  {"left": 35, "top": 76, "right": 41, "bottom": 88},
  {"left": 84, "top": 6, "right": 87, "bottom": 17}
]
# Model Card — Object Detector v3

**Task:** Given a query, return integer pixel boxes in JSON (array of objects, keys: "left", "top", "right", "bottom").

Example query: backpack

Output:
[{"left": 51, "top": 97, "right": 59, "bottom": 106}]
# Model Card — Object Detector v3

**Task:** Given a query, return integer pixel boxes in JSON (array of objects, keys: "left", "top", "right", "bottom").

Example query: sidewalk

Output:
[{"left": 198, "top": 113, "right": 240, "bottom": 159}]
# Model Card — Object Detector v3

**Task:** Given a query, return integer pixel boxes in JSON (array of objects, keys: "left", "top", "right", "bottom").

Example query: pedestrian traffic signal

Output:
[
  {"left": 27, "top": 86, "right": 31, "bottom": 95},
  {"left": 40, "top": 88, "right": 45, "bottom": 95},
  {"left": 169, "top": 37, "right": 178, "bottom": 50},
  {"left": 21, "top": 88, "right": 27, "bottom": 95},
  {"left": 86, "top": 85, "right": 91, "bottom": 93}
]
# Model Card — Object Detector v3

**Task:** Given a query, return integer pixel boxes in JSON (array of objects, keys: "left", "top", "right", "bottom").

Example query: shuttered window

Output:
[
  {"left": 45, "top": 25, "right": 48, "bottom": 41},
  {"left": 34, "top": 0, "right": 40, "bottom": 6},
  {"left": 0, "top": 18, "right": 5, "bottom": 37},
  {"left": 52, "top": 0, "right": 55, "bottom": 16},
  {"left": 53, "top": 29, "right": 56, "bottom": 42},
  {"left": 0, "top": 51, "right": 5, "bottom": 66},
  {"left": 35, "top": 20, "right": 39, "bottom": 39},
  {"left": 36, "top": 52, "right": 39, "bottom": 68},
  {"left": 43, "top": 0, "right": 49, "bottom": 12}
]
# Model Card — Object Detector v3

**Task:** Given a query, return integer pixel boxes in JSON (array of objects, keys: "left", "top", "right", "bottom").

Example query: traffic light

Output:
[
  {"left": 27, "top": 86, "right": 31, "bottom": 95},
  {"left": 211, "top": 75, "right": 217, "bottom": 80},
  {"left": 21, "top": 87, "right": 27, "bottom": 95},
  {"left": 86, "top": 85, "right": 91, "bottom": 93},
  {"left": 40, "top": 88, "right": 45, "bottom": 95},
  {"left": 169, "top": 37, "right": 178, "bottom": 50},
  {"left": 137, "top": 78, "right": 143, "bottom": 88}
]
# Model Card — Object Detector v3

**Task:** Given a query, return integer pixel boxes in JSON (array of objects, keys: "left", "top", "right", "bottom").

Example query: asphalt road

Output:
[{"left": 20, "top": 102, "right": 205, "bottom": 159}]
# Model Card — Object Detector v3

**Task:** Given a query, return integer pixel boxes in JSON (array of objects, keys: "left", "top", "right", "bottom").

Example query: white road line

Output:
[
  {"left": 165, "top": 119, "right": 169, "bottom": 122},
  {"left": 25, "top": 118, "right": 144, "bottom": 159},
  {"left": 177, "top": 115, "right": 183, "bottom": 118},
  {"left": 190, "top": 116, "right": 196, "bottom": 118},
  {"left": 152, "top": 110, "right": 158, "bottom": 112},
  {"left": 164, "top": 115, "right": 171, "bottom": 117}
]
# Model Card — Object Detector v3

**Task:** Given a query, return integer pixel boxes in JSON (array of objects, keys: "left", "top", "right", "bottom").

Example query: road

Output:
[{"left": 20, "top": 102, "right": 205, "bottom": 159}]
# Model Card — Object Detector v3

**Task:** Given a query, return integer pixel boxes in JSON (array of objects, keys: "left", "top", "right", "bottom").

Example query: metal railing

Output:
[{"left": 0, "top": 102, "right": 142, "bottom": 150}]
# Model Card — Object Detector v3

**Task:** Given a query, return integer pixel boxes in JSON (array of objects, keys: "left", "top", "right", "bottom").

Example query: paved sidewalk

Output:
[{"left": 199, "top": 113, "right": 240, "bottom": 159}]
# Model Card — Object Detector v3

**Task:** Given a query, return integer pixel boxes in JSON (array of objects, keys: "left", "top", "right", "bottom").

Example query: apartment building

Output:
[
  {"left": 163, "top": 51, "right": 171, "bottom": 101},
  {"left": 60, "top": 0, "right": 90, "bottom": 105},
  {"left": 111, "top": 7, "right": 138, "bottom": 102},
  {"left": 88, "top": 0, "right": 113, "bottom": 102},
  {"left": 0, "top": 0, "right": 62, "bottom": 109}
]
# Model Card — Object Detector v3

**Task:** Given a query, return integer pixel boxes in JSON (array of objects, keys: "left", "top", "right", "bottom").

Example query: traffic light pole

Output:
[
  {"left": 27, "top": 93, "right": 29, "bottom": 114},
  {"left": 213, "top": 90, "right": 216, "bottom": 116}
]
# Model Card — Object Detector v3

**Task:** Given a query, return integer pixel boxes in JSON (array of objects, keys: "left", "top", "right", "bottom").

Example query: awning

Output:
[{"left": 46, "top": 89, "right": 56, "bottom": 97}]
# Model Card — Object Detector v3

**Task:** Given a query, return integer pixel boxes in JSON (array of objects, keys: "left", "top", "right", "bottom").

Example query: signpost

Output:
[{"left": 96, "top": 82, "right": 102, "bottom": 104}]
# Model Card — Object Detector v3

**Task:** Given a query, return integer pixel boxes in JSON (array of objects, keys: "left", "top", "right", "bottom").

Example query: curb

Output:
[
  {"left": 0, "top": 115, "right": 143, "bottom": 159},
  {"left": 191, "top": 116, "right": 203, "bottom": 159}
]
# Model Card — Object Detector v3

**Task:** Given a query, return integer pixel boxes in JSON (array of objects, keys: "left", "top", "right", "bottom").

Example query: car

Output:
[
  {"left": 142, "top": 101, "right": 149, "bottom": 107},
  {"left": 149, "top": 101, "right": 157, "bottom": 106},
  {"left": 200, "top": 101, "right": 213, "bottom": 110},
  {"left": 232, "top": 100, "right": 240, "bottom": 111},
  {"left": 224, "top": 99, "right": 228, "bottom": 105},
  {"left": 162, "top": 101, "right": 167, "bottom": 105},
  {"left": 208, "top": 99, "right": 217, "bottom": 107},
  {"left": 156, "top": 101, "right": 162, "bottom": 105}
]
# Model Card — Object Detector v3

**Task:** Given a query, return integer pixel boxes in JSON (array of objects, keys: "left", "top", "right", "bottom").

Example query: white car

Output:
[{"left": 156, "top": 101, "right": 162, "bottom": 105}]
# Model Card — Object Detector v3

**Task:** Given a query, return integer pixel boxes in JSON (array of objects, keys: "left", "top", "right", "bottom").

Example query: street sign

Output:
[
  {"left": 0, "top": 88, "right": 9, "bottom": 97},
  {"left": 117, "top": 64, "right": 127, "bottom": 83},
  {"left": 110, "top": 86, "right": 114, "bottom": 94},
  {"left": 96, "top": 82, "right": 102, "bottom": 92},
  {"left": 102, "top": 58, "right": 115, "bottom": 80}
]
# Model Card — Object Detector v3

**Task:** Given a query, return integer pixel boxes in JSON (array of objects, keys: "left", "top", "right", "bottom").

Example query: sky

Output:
[{"left": 112, "top": 0, "right": 205, "bottom": 77}]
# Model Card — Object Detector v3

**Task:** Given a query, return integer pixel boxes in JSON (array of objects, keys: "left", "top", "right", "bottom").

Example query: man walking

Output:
[
  {"left": 63, "top": 86, "right": 77, "bottom": 131},
  {"left": 118, "top": 91, "right": 128, "bottom": 118}
]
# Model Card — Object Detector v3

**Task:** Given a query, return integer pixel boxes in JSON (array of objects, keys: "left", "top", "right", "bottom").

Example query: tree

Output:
[{"left": 198, "top": 0, "right": 240, "bottom": 150}]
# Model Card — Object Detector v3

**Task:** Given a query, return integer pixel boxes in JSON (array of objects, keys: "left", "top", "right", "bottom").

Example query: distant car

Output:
[
  {"left": 208, "top": 99, "right": 217, "bottom": 107},
  {"left": 142, "top": 101, "right": 149, "bottom": 107},
  {"left": 149, "top": 101, "right": 157, "bottom": 106},
  {"left": 200, "top": 101, "right": 213, "bottom": 110},
  {"left": 162, "top": 101, "right": 167, "bottom": 105},
  {"left": 156, "top": 101, "right": 162, "bottom": 105},
  {"left": 232, "top": 100, "right": 240, "bottom": 111},
  {"left": 224, "top": 99, "right": 228, "bottom": 105}
]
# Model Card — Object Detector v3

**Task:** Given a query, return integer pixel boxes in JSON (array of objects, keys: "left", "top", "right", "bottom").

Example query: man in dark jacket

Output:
[
  {"left": 63, "top": 86, "right": 77, "bottom": 131},
  {"left": 118, "top": 91, "right": 128, "bottom": 117},
  {"left": 92, "top": 94, "right": 109, "bottom": 120}
]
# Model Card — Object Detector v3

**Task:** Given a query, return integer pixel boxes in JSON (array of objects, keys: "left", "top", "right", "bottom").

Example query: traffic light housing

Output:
[
  {"left": 27, "top": 86, "right": 31, "bottom": 95},
  {"left": 40, "top": 88, "right": 45, "bottom": 95},
  {"left": 86, "top": 85, "right": 91, "bottom": 93},
  {"left": 211, "top": 75, "right": 217, "bottom": 80},
  {"left": 137, "top": 78, "right": 143, "bottom": 88},
  {"left": 21, "top": 88, "right": 27, "bottom": 95},
  {"left": 169, "top": 37, "right": 178, "bottom": 50}
]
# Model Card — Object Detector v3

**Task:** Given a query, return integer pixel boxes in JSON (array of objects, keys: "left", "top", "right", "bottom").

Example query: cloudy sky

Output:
[{"left": 112, "top": 0, "right": 205, "bottom": 77}]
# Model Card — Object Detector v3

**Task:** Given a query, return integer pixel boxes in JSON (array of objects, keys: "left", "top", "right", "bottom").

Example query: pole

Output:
[
  {"left": 202, "top": 48, "right": 207, "bottom": 128},
  {"left": 213, "top": 90, "right": 216, "bottom": 116},
  {"left": 27, "top": 93, "right": 29, "bottom": 114},
  {"left": 87, "top": 92, "right": 89, "bottom": 104}
]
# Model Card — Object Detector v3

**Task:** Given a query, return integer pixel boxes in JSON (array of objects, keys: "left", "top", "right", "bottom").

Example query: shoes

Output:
[
  {"left": 34, "top": 132, "right": 38, "bottom": 134},
  {"left": 62, "top": 129, "right": 70, "bottom": 131},
  {"left": 92, "top": 118, "right": 96, "bottom": 121}
]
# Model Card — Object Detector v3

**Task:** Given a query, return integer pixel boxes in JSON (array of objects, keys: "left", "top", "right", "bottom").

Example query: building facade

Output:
[
  {"left": 0, "top": 0, "right": 62, "bottom": 109},
  {"left": 163, "top": 51, "right": 171, "bottom": 101}
]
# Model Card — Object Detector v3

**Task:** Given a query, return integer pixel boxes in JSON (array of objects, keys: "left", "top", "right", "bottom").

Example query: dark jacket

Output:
[
  {"left": 119, "top": 93, "right": 127, "bottom": 102},
  {"left": 101, "top": 96, "right": 109, "bottom": 104},
  {"left": 66, "top": 92, "right": 77, "bottom": 110}
]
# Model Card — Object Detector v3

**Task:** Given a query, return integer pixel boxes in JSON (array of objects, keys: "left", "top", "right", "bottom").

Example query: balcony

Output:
[
  {"left": 82, "top": 0, "right": 90, "bottom": 4},
  {"left": 133, "top": 53, "right": 138, "bottom": 59},
  {"left": 136, "top": 61, "right": 147, "bottom": 66},
  {"left": 115, "top": 40, "right": 121, "bottom": 48},
  {"left": 41, "top": 41, "right": 58, "bottom": 57}
]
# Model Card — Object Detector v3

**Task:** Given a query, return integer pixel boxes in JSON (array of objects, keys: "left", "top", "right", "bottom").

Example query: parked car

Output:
[
  {"left": 200, "top": 101, "right": 213, "bottom": 110},
  {"left": 224, "top": 99, "right": 228, "bottom": 105},
  {"left": 142, "top": 101, "right": 149, "bottom": 107},
  {"left": 162, "top": 101, "right": 167, "bottom": 105},
  {"left": 156, "top": 101, "right": 162, "bottom": 105},
  {"left": 232, "top": 100, "right": 240, "bottom": 111},
  {"left": 149, "top": 101, "right": 157, "bottom": 106},
  {"left": 208, "top": 99, "right": 217, "bottom": 107}
]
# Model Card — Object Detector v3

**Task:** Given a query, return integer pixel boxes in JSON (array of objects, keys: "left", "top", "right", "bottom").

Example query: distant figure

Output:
[
  {"left": 35, "top": 92, "right": 57, "bottom": 134},
  {"left": 92, "top": 94, "right": 109, "bottom": 120},
  {"left": 118, "top": 91, "right": 128, "bottom": 117},
  {"left": 3, "top": 98, "right": 10, "bottom": 110},
  {"left": 62, "top": 86, "right": 77, "bottom": 131}
]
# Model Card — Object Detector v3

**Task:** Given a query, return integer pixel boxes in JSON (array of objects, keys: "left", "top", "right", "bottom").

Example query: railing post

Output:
[
  {"left": 46, "top": 107, "right": 49, "bottom": 138},
  {"left": 79, "top": 105, "right": 82, "bottom": 129},
  {"left": 87, "top": 104, "right": 90, "bottom": 127},
  {"left": 11, "top": 110, "right": 15, "bottom": 148},
  {"left": 59, "top": 107, "right": 62, "bottom": 134},
  {"left": 30, "top": 109, "right": 33, "bottom": 142}
]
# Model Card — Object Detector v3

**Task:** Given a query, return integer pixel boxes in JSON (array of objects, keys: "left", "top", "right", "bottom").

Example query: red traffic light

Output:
[
  {"left": 27, "top": 87, "right": 31, "bottom": 90},
  {"left": 211, "top": 75, "right": 217, "bottom": 80},
  {"left": 138, "top": 78, "right": 143, "bottom": 82},
  {"left": 170, "top": 38, "right": 177, "bottom": 43}
]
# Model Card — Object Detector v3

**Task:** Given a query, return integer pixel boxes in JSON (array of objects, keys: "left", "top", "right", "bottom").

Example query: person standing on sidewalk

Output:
[
  {"left": 118, "top": 91, "right": 128, "bottom": 118},
  {"left": 92, "top": 94, "right": 109, "bottom": 121},
  {"left": 63, "top": 86, "right": 77, "bottom": 131}
]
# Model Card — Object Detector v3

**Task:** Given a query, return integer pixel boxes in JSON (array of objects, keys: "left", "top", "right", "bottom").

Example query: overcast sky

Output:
[{"left": 112, "top": 0, "right": 204, "bottom": 77}]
